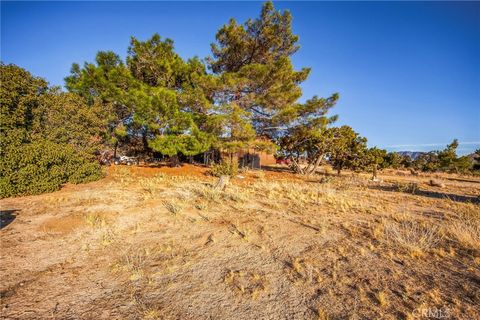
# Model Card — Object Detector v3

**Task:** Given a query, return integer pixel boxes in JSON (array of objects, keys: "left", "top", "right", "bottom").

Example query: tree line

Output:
[{"left": 1, "top": 2, "right": 478, "bottom": 197}]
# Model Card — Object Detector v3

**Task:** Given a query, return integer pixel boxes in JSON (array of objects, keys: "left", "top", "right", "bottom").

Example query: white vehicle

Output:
[{"left": 113, "top": 156, "right": 139, "bottom": 166}]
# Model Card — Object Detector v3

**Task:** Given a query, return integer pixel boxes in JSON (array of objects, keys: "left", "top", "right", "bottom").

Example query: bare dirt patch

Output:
[{"left": 39, "top": 215, "right": 87, "bottom": 235}]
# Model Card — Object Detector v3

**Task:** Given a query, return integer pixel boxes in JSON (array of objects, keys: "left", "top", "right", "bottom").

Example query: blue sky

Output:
[{"left": 2, "top": 1, "right": 479, "bottom": 155}]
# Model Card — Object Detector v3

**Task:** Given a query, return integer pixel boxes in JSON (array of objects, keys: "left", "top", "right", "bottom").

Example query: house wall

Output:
[
  {"left": 221, "top": 149, "right": 276, "bottom": 168},
  {"left": 258, "top": 152, "right": 276, "bottom": 166}
]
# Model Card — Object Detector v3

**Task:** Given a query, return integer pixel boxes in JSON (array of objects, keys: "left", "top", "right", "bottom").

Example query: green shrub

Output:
[
  {"left": 210, "top": 157, "right": 239, "bottom": 177},
  {"left": 0, "top": 64, "right": 105, "bottom": 198},
  {"left": 0, "top": 140, "right": 103, "bottom": 198}
]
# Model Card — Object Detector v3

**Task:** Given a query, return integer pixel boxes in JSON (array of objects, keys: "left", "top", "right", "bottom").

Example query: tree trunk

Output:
[
  {"left": 306, "top": 153, "right": 323, "bottom": 175},
  {"left": 372, "top": 165, "right": 378, "bottom": 181},
  {"left": 142, "top": 130, "right": 149, "bottom": 154},
  {"left": 214, "top": 175, "right": 230, "bottom": 191},
  {"left": 290, "top": 158, "right": 304, "bottom": 174},
  {"left": 113, "top": 141, "right": 118, "bottom": 159},
  {"left": 169, "top": 155, "right": 180, "bottom": 167},
  {"left": 304, "top": 157, "right": 314, "bottom": 174}
]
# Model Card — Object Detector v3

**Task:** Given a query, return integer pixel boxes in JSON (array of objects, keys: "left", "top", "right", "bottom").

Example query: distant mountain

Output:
[
  {"left": 395, "top": 151, "right": 426, "bottom": 160},
  {"left": 395, "top": 151, "right": 478, "bottom": 162}
]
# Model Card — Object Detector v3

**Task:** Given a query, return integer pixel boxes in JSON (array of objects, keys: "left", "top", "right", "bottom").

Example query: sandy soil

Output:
[{"left": 1, "top": 165, "right": 479, "bottom": 319}]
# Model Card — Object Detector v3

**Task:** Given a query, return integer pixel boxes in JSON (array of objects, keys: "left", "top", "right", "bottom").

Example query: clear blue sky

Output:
[{"left": 2, "top": 1, "right": 479, "bottom": 155}]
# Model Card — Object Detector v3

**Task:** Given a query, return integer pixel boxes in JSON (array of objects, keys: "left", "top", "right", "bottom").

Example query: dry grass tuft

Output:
[
  {"left": 85, "top": 212, "right": 108, "bottom": 227},
  {"left": 376, "top": 290, "right": 389, "bottom": 307},
  {"left": 101, "top": 229, "right": 116, "bottom": 247},
  {"left": 143, "top": 309, "right": 161, "bottom": 320},
  {"left": 393, "top": 181, "right": 419, "bottom": 194},
  {"left": 188, "top": 183, "right": 248, "bottom": 203},
  {"left": 112, "top": 166, "right": 135, "bottom": 185},
  {"left": 224, "top": 270, "right": 268, "bottom": 298},
  {"left": 113, "top": 247, "right": 155, "bottom": 281},
  {"left": 162, "top": 200, "right": 183, "bottom": 216},
  {"left": 385, "top": 220, "right": 442, "bottom": 256},
  {"left": 138, "top": 176, "right": 166, "bottom": 199},
  {"left": 447, "top": 210, "right": 480, "bottom": 249},
  {"left": 316, "top": 308, "right": 330, "bottom": 320},
  {"left": 286, "top": 257, "right": 321, "bottom": 285}
]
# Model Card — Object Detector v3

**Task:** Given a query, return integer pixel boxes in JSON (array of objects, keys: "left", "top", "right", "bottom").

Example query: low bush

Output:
[
  {"left": 210, "top": 158, "right": 239, "bottom": 178},
  {"left": 0, "top": 140, "right": 103, "bottom": 198}
]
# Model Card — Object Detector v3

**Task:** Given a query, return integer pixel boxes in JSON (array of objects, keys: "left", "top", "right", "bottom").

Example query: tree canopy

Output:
[
  {"left": 208, "top": 2, "right": 338, "bottom": 151},
  {"left": 64, "top": 1, "right": 339, "bottom": 162},
  {"left": 65, "top": 34, "right": 215, "bottom": 160}
]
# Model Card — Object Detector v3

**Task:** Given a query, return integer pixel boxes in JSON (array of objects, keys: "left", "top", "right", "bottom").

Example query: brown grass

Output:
[{"left": 0, "top": 165, "right": 479, "bottom": 319}]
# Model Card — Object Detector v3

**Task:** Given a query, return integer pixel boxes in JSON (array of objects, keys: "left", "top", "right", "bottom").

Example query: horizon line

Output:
[{"left": 385, "top": 141, "right": 480, "bottom": 148}]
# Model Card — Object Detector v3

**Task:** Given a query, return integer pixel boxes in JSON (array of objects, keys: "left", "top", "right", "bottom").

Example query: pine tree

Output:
[
  {"left": 327, "top": 126, "right": 368, "bottom": 175},
  {"left": 438, "top": 139, "right": 459, "bottom": 172},
  {"left": 65, "top": 34, "right": 215, "bottom": 161},
  {"left": 208, "top": 1, "right": 339, "bottom": 160},
  {"left": 413, "top": 152, "right": 439, "bottom": 172},
  {"left": 363, "top": 147, "right": 387, "bottom": 180},
  {"left": 65, "top": 51, "right": 133, "bottom": 157},
  {"left": 278, "top": 99, "right": 338, "bottom": 175},
  {"left": 384, "top": 152, "right": 403, "bottom": 169}
]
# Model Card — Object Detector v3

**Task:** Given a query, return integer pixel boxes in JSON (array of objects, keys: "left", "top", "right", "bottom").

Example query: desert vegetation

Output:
[
  {"left": 1, "top": 166, "right": 479, "bottom": 319},
  {"left": 2, "top": 1, "right": 478, "bottom": 198},
  {"left": 1, "top": 1, "right": 479, "bottom": 319}
]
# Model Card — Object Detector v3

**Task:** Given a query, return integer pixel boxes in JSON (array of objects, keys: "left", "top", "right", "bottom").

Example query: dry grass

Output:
[
  {"left": 385, "top": 220, "right": 442, "bottom": 256},
  {"left": 376, "top": 291, "right": 389, "bottom": 307},
  {"left": 162, "top": 199, "right": 183, "bottom": 216},
  {"left": 0, "top": 165, "right": 479, "bottom": 319},
  {"left": 447, "top": 206, "right": 480, "bottom": 249},
  {"left": 84, "top": 212, "right": 109, "bottom": 227},
  {"left": 223, "top": 269, "right": 268, "bottom": 299}
]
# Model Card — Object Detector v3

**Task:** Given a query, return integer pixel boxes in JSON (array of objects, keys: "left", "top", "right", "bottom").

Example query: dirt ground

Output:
[{"left": 1, "top": 165, "right": 479, "bottom": 319}]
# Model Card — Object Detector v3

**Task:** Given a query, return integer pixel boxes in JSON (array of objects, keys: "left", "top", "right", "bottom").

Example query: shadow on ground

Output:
[
  {"left": 0, "top": 210, "right": 19, "bottom": 230},
  {"left": 261, "top": 165, "right": 293, "bottom": 173},
  {"left": 261, "top": 165, "right": 335, "bottom": 175},
  {"left": 444, "top": 176, "right": 480, "bottom": 184},
  {"left": 369, "top": 185, "right": 479, "bottom": 204}
]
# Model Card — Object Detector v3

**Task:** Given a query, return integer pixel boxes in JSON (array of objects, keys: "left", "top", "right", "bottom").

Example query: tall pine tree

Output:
[
  {"left": 66, "top": 34, "right": 215, "bottom": 162},
  {"left": 208, "top": 1, "right": 339, "bottom": 164}
]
